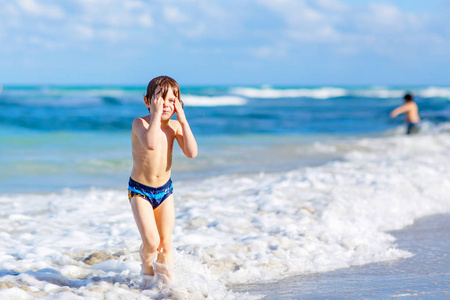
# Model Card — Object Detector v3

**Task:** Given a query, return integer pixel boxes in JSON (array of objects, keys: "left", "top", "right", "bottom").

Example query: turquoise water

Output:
[
  {"left": 1, "top": 85, "right": 450, "bottom": 192},
  {"left": 1, "top": 85, "right": 450, "bottom": 298}
]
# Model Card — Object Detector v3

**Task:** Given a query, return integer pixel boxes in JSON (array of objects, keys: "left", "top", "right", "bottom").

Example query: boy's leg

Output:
[
  {"left": 130, "top": 196, "right": 160, "bottom": 276},
  {"left": 153, "top": 194, "right": 175, "bottom": 279}
]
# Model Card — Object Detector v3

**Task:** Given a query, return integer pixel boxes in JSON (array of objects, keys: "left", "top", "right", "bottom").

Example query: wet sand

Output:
[{"left": 233, "top": 214, "right": 450, "bottom": 299}]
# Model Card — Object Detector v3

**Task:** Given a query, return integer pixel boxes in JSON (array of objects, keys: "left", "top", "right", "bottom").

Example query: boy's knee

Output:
[
  {"left": 142, "top": 236, "right": 160, "bottom": 254},
  {"left": 158, "top": 239, "right": 172, "bottom": 253}
]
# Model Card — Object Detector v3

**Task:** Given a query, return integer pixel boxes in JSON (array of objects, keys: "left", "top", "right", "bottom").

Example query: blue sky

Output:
[{"left": 0, "top": 0, "right": 449, "bottom": 86}]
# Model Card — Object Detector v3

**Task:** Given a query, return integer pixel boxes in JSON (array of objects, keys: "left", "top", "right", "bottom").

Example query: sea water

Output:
[{"left": 1, "top": 85, "right": 450, "bottom": 299}]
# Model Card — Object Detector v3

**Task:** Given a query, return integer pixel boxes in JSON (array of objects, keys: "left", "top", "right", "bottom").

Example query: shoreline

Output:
[{"left": 232, "top": 213, "right": 450, "bottom": 299}]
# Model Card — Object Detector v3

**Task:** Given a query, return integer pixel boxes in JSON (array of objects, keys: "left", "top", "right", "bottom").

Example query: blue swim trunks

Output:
[
  {"left": 128, "top": 177, "right": 173, "bottom": 209},
  {"left": 407, "top": 122, "right": 420, "bottom": 135}
]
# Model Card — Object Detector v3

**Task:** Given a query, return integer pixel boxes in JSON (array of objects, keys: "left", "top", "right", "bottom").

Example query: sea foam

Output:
[
  {"left": 1, "top": 128, "right": 450, "bottom": 298},
  {"left": 182, "top": 95, "right": 247, "bottom": 106},
  {"left": 229, "top": 86, "right": 450, "bottom": 100},
  {"left": 230, "top": 87, "right": 348, "bottom": 99}
]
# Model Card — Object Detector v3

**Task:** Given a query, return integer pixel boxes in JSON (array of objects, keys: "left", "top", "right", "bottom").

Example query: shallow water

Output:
[
  {"left": 1, "top": 129, "right": 450, "bottom": 298},
  {"left": 233, "top": 214, "right": 450, "bottom": 299},
  {"left": 1, "top": 85, "right": 450, "bottom": 298}
]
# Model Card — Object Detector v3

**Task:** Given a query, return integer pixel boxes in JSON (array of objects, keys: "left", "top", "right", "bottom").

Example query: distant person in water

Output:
[{"left": 390, "top": 93, "right": 421, "bottom": 135}]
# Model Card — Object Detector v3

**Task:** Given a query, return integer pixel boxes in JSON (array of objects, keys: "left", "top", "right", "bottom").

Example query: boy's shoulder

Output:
[
  {"left": 135, "top": 115, "right": 150, "bottom": 121},
  {"left": 405, "top": 101, "right": 417, "bottom": 109},
  {"left": 133, "top": 116, "right": 149, "bottom": 125},
  {"left": 131, "top": 117, "right": 180, "bottom": 134},
  {"left": 168, "top": 119, "right": 182, "bottom": 132},
  {"left": 131, "top": 116, "right": 150, "bottom": 132}
]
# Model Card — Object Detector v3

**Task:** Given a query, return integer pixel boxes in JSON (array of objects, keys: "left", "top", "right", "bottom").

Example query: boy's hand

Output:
[
  {"left": 150, "top": 87, "right": 164, "bottom": 116},
  {"left": 175, "top": 98, "right": 187, "bottom": 123}
]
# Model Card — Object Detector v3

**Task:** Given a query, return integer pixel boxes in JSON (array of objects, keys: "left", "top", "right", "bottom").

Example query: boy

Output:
[
  {"left": 390, "top": 93, "right": 421, "bottom": 134},
  {"left": 128, "top": 76, "right": 197, "bottom": 284}
]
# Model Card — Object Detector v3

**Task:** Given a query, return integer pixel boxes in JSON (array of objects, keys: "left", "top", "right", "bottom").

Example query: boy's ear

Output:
[{"left": 144, "top": 96, "right": 151, "bottom": 106}]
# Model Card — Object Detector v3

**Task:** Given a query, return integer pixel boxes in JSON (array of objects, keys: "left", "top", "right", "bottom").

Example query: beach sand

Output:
[{"left": 233, "top": 214, "right": 450, "bottom": 299}]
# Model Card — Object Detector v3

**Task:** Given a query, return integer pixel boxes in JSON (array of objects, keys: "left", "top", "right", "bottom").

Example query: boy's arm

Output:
[
  {"left": 174, "top": 99, "right": 198, "bottom": 158},
  {"left": 390, "top": 104, "right": 410, "bottom": 118},
  {"left": 133, "top": 92, "right": 164, "bottom": 150},
  {"left": 132, "top": 115, "right": 161, "bottom": 150}
]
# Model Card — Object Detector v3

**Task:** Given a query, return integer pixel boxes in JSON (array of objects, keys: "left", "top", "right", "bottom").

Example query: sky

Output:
[{"left": 0, "top": 0, "right": 449, "bottom": 86}]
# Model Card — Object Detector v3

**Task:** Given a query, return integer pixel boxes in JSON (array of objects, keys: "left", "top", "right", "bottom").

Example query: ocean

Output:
[{"left": 0, "top": 85, "right": 450, "bottom": 299}]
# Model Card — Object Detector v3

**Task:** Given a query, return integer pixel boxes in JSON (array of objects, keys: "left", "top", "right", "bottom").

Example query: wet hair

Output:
[
  {"left": 404, "top": 93, "right": 413, "bottom": 102},
  {"left": 145, "top": 76, "right": 183, "bottom": 109}
]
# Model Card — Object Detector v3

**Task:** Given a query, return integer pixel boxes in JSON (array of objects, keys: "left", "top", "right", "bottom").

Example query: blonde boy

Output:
[{"left": 128, "top": 76, "right": 197, "bottom": 283}]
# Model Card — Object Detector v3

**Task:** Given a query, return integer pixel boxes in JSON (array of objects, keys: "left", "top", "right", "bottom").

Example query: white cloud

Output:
[
  {"left": 249, "top": 44, "right": 289, "bottom": 59},
  {"left": 138, "top": 14, "right": 153, "bottom": 27},
  {"left": 252, "top": 0, "right": 450, "bottom": 60},
  {"left": 73, "top": 24, "right": 95, "bottom": 40},
  {"left": 124, "top": 0, "right": 146, "bottom": 10},
  {"left": 0, "top": 0, "right": 156, "bottom": 48},
  {"left": 287, "top": 25, "right": 340, "bottom": 43},
  {"left": 28, "top": 35, "right": 63, "bottom": 49},
  {"left": 0, "top": 0, "right": 448, "bottom": 62},
  {"left": 258, "top": 0, "right": 322, "bottom": 25},
  {"left": 370, "top": 2, "right": 402, "bottom": 24},
  {"left": 316, "top": 0, "right": 348, "bottom": 11},
  {"left": 158, "top": 1, "right": 239, "bottom": 39},
  {"left": 2, "top": 2, "right": 20, "bottom": 17},
  {"left": 358, "top": 2, "right": 422, "bottom": 33},
  {"left": 97, "top": 28, "right": 127, "bottom": 43},
  {"left": 163, "top": 6, "right": 188, "bottom": 24},
  {"left": 73, "top": 0, "right": 154, "bottom": 29},
  {"left": 257, "top": 0, "right": 340, "bottom": 43},
  {"left": 17, "top": 0, "right": 65, "bottom": 19}
]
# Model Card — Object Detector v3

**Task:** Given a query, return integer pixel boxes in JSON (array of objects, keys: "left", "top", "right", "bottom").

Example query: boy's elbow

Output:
[
  {"left": 186, "top": 149, "right": 198, "bottom": 158},
  {"left": 145, "top": 137, "right": 160, "bottom": 151},
  {"left": 187, "top": 152, "right": 197, "bottom": 159},
  {"left": 144, "top": 141, "right": 157, "bottom": 151},
  {"left": 139, "top": 136, "right": 157, "bottom": 150}
]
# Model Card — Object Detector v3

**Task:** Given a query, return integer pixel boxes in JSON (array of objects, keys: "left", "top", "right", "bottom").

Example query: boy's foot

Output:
[
  {"left": 140, "top": 271, "right": 157, "bottom": 290},
  {"left": 140, "top": 245, "right": 155, "bottom": 276},
  {"left": 154, "top": 262, "right": 174, "bottom": 284}
]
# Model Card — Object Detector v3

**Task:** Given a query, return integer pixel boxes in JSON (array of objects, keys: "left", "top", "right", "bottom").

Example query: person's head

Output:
[
  {"left": 404, "top": 93, "right": 413, "bottom": 103},
  {"left": 144, "top": 76, "right": 183, "bottom": 118}
]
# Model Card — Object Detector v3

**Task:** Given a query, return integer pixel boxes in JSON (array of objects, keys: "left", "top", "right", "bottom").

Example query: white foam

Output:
[
  {"left": 1, "top": 129, "right": 450, "bottom": 298},
  {"left": 230, "top": 86, "right": 450, "bottom": 100},
  {"left": 353, "top": 86, "right": 450, "bottom": 99},
  {"left": 0, "top": 287, "right": 32, "bottom": 300},
  {"left": 175, "top": 127, "right": 450, "bottom": 285},
  {"left": 230, "top": 87, "right": 348, "bottom": 99},
  {"left": 352, "top": 88, "right": 405, "bottom": 98},
  {"left": 0, "top": 188, "right": 243, "bottom": 298},
  {"left": 182, "top": 95, "right": 247, "bottom": 106},
  {"left": 0, "top": 87, "right": 141, "bottom": 107},
  {"left": 417, "top": 86, "right": 450, "bottom": 99}
]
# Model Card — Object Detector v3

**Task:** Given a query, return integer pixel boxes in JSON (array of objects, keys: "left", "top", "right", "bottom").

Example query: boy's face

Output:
[{"left": 159, "top": 87, "right": 177, "bottom": 121}]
